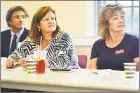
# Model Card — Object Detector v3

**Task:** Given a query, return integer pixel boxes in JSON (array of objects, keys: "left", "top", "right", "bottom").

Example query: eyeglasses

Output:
[{"left": 12, "top": 15, "right": 26, "bottom": 19}]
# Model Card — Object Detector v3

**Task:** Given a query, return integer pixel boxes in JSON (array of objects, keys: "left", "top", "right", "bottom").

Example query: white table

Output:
[{"left": 1, "top": 58, "right": 139, "bottom": 92}]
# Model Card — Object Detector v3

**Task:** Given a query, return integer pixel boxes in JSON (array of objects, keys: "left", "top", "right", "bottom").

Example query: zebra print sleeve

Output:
[
  {"left": 8, "top": 37, "right": 37, "bottom": 61},
  {"left": 48, "top": 32, "right": 80, "bottom": 69},
  {"left": 67, "top": 35, "right": 80, "bottom": 69}
]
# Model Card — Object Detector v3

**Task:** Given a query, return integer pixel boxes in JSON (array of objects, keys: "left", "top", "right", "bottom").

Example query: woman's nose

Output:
[
  {"left": 48, "top": 19, "right": 53, "bottom": 23},
  {"left": 119, "top": 18, "right": 124, "bottom": 23}
]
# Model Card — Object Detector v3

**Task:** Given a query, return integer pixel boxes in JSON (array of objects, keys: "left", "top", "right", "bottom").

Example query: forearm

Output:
[
  {"left": 133, "top": 57, "right": 139, "bottom": 63},
  {"left": 88, "top": 58, "right": 98, "bottom": 69},
  {"left": 8, "top": 49, "right": 22, "bottom": 62}
]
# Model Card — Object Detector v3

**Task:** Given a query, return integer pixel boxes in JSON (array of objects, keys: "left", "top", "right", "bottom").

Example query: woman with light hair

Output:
[{"left": 88, "top": 4, "right": 139, "bottom": 70}]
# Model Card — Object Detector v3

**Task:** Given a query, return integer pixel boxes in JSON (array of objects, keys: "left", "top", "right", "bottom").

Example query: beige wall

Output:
[
  {"left": 1, "top": 1, "right": 86, "bottom": 37},
  {"left": 1, "top": 1, "right": 93, "bottom": 67}
]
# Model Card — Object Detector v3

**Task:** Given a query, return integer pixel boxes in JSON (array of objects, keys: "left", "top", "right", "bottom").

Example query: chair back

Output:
[
  {"left": 78, "top": 55, "right": 87, "bottom": 68},
  {"left": 136, "top": 62, "right": 139, "bottom": 71}
]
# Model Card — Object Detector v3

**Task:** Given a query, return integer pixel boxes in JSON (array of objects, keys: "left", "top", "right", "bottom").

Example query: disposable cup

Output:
[{"left": 123, "top": 63, "right": 136, "bottom": 79}]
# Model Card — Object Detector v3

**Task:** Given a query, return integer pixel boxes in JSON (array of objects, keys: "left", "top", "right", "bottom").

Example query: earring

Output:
[{"left": 38, "top": 28, "right": 40, "bottom": 32}]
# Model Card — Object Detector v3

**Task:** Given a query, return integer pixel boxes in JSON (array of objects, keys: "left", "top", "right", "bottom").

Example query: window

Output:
[
  {"left": 70, "top": 1, "right": 139, "bottom": 46},
  {"left": 98, "top": 1, "right": 139, "bottom": 36}
]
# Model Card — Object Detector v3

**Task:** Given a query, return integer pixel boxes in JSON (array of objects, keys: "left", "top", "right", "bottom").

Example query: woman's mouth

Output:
[
  {"left": 118, "top": 25, "right": 124, "bottom": 27},
  {"left": 48, "top": 25, "right": 54, "bottom": 27}
]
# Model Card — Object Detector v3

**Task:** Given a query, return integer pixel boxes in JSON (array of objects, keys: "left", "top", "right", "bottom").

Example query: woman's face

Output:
[
  {"left": 108, "top": 10, "right": 125, "bottom": 33},
  {"left": 38, "top": 11, "right": 56, "bottom": 33}
]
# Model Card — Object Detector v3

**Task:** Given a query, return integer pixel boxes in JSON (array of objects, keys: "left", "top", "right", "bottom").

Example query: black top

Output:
[
  {"left": 1, "top": 28, "right": 28, "bottom": 57},
  {"left": 90, "top": 33, "right": 139, "bottom": 70}
]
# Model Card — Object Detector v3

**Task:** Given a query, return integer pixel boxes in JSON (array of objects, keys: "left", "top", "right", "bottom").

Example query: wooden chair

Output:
[{"left": 78, "top": 55, "right": 87, "bottom": 68}]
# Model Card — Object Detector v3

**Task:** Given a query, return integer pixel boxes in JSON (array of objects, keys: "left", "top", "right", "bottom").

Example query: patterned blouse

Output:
[{"left": 9, "top": 31, "right": 80, "bottom": 69}]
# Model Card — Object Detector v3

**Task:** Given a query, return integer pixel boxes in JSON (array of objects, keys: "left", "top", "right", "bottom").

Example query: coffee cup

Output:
[
  {"left": 123, "top": 63, "right": 136, "bottom": 79},
  {"left": 26, "top": 60, "right": 36, "bottom": 73},
  {"left": 26, "top": 55, "right": 36, "bottom": 74}
]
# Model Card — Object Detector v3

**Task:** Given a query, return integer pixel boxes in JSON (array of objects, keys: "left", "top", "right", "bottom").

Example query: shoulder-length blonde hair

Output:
[
  {"left": 99, "top": 4, "right": 124, "bottom": 39},
  {"left": 29, "top": 6, "right": 61, "bottom": 45}
]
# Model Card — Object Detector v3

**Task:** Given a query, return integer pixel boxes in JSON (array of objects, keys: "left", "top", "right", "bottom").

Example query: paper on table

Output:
[{"left": 89, "top": 69, "right": 112, "bottom": 75}]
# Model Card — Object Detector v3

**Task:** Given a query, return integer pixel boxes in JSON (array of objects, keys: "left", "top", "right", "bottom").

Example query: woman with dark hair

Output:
[
  {"left": 6, "top": 6, "right": 80, "bottom": 69},
  {"left": 88, "top": 4, "right": 139, "bottom": 70}
]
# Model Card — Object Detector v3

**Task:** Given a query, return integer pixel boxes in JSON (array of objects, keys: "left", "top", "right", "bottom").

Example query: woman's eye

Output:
[
  {"left": 16, "top": 16, "right": 20, "bottom": 19},
  {"left": 43, "top": 18, "right": 48, "bottom": 21},
  {"left": 113, "top": 17, "right": 118, "bottom": 20},
  {"left": 51, "top": 17, "right": 55, "bottom": 20},
  {"left": 14, "top": 16, "right": 20, "bottom": 19},
  {"left": 43, "top": 17, "right": 55, "bottom": 21},
  {"left": 121, "top": 16, "right": 124, "bottom": 19}
]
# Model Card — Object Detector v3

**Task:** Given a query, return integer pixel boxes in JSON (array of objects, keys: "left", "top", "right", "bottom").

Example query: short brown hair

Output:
[
  {"left": 29, "top": 6, "right": 61, "bottom": 45},
  {"left": 6, "top": 6, "right": 29, "bottom": 27},
  {"left": 99, "top": 4, "right": 124, "bottom": 39}
]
